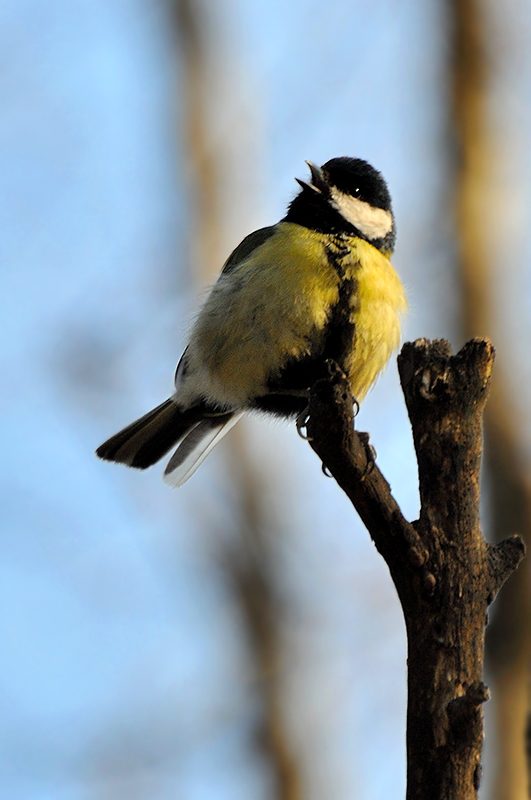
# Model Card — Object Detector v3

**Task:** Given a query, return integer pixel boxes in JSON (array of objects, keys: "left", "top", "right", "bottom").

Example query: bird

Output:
[{"left": 96, "top": 156, "right": 407, "bottom": 487}]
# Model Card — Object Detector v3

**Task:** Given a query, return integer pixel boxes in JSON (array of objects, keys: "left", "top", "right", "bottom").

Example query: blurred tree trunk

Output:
[
  {"left": 448, "top": 0, "right": 531, "bottom": 797},
  {"left": 172, "top": 2, "right": 302, "bottom": 797}
]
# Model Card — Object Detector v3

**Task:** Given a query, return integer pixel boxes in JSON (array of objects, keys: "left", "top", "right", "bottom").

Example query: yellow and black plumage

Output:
[{"left": 96, "top": 157, "right": 407, "bottom": 486}]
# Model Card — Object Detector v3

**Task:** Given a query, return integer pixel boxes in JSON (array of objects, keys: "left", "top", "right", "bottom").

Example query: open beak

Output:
[{"left": 295, "top": 160, "right": 328, "bottom": 194}]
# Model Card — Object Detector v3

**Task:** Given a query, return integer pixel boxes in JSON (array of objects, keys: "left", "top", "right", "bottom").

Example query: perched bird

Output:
[{"left": 96, "top": 157, "right": 407, "bottom": 486}]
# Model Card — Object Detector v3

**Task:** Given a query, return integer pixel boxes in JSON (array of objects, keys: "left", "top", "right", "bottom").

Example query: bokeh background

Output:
[{"left": 2, "top": 1, "right": 531, "bottom": 798}]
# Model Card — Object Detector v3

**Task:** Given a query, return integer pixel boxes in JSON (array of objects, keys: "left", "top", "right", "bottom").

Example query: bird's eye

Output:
[{"left": 354, "top": 187, "right": 360, "bottom": 195}]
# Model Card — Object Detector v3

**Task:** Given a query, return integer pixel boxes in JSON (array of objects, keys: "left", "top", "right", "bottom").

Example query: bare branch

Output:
[{"left": 306, "top": 338, "right": 525, "bottom": 799}]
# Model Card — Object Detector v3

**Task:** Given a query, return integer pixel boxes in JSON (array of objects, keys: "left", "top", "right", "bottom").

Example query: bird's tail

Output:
[
  {"left": 96, "top": 399, "right": 205, "bottom": 470},
  {"left": 163, "top": 412, "right": 243, "bottom": 487},
  {"left": 96, "top": 399, "right": 243, "bottom": 485}
]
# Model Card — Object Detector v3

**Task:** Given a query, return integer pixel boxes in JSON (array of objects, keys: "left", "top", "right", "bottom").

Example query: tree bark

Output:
[
  {"left": 305, "top": 339, "right": 525, "bottom": 799},
  {"left": 448, "top": 1, "right": 531, "bottom": 793}
]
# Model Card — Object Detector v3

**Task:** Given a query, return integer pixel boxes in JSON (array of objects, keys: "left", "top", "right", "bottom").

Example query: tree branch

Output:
[{"left": 306, "top": 338, "right": 525, "bottom": 799}]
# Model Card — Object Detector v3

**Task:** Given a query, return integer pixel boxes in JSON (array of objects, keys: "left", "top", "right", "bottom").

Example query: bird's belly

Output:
[
  {"left": 180, "top": 228, "right": 342, "bottom": 408},
  {"left": 346, "top": 302, "right": 402, "bottom": 402}
]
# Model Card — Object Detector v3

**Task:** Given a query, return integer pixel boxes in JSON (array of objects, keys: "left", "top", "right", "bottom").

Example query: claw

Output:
[
  {"left": 358, "top": 432, "right": 376, "bottom": 478},
  {"left": 322, "top": 463, "right": 332, "bottom": 478},
  {"left": 363, "top": 447, "right": 376, "bottom": 476},
  {"left": 296, "top": 410, "right": 312, "bottom": 440}
]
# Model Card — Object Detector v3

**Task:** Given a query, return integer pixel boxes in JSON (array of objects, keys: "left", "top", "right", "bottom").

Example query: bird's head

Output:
[{"left": 287, "top": 156, "right": 395, "bottom": 254}]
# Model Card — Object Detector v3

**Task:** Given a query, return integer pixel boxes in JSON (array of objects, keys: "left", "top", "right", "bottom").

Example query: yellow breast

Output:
[
  {"left": 344, "top": 238, "right": 407, "bottom": 401},
  {"left": 186, "top": 222, "right": 406, "bottom": 408}
]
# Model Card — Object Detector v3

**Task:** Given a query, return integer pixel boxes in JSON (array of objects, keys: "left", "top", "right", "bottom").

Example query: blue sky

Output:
[{"left": 2, "top": 1, "right": 531, "bottom": 798}]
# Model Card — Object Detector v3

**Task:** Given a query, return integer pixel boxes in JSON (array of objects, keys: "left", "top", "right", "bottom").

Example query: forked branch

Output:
[{"left": 306, "top": 338, "right": 525, "bottom": 800}]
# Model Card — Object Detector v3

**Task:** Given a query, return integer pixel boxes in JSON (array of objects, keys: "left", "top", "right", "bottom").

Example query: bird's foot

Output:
[{"left": 357, "top": 431, "right": 376, "bottom": 477}]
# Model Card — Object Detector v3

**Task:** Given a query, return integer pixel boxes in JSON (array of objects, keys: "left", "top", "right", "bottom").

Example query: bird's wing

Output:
[{"left": 220, "top": 226, "right": 277, "bottom": 274}]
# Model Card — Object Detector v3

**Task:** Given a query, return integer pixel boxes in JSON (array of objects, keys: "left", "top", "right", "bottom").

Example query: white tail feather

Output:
[{"left": 163, "top": 413, "right": 244, "bottom": 487}]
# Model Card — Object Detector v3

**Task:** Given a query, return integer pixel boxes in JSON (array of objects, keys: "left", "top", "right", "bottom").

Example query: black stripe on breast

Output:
[{"left": 252, "top": 236, "right": 358, "bottom": 418}]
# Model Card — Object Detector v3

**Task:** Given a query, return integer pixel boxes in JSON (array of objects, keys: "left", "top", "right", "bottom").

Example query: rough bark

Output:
[{"left": 305, "top": 339, "right": 525, "bottom": 799}]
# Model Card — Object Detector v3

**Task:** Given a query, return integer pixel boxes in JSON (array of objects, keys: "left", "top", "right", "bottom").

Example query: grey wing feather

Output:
[{"left": 221, "top": 226, "right": 277, "bottom": 274}]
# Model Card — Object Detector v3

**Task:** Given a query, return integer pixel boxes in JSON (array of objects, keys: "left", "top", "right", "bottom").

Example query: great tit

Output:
[{"left": 96, "top": 157, "right": 407, "bottom": 486}]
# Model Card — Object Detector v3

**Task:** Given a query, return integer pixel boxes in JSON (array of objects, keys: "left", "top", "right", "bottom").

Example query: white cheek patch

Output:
[{"left": 330, "top": 187, "right": 393, "bottom": 241}]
